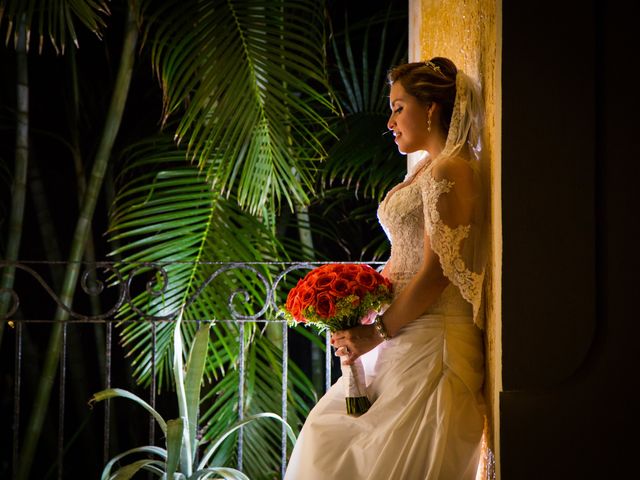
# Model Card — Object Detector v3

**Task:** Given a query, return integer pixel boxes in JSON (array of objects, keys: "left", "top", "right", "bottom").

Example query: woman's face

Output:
[{"left": 387, "top": 81, "right": 430, "bottom": 155}]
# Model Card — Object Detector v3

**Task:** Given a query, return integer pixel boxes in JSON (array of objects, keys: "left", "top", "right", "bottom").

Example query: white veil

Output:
[
  {"left": 440, "top": 71, "right": 484, "bottom": 162},
  {"left": 421, "top": 69, "right": 488, "bottom": 328}
]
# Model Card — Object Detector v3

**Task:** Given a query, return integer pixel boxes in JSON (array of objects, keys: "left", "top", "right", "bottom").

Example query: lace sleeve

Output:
[{"left": 419, "top": 158, "right": 486, "bottom": 328}]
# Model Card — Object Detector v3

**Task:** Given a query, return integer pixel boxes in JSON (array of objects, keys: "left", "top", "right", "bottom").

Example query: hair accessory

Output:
[
  {"left": 374, "top": 315, "right": 391, "bottom": 341},
  {"left": 424, "top": 60, "right": 444, "bottom": 76}
]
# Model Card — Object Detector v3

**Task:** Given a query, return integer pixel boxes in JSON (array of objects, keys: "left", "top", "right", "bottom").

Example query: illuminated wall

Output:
[{"left": 408, "top": 1, "right": 501, "bottom": 477}]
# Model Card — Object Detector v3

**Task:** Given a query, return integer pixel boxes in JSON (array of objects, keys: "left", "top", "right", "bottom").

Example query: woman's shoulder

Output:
[{"left": 429, "top": 154, "right": 475, "bottom": 188}]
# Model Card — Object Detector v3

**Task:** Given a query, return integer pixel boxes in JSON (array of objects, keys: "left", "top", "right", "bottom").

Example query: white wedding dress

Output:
[{"left": 284, "top": 154, "right": 487, "bottom": 480}]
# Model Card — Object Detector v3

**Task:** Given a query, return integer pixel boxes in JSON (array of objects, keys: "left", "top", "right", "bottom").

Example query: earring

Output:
[{"left": 427, "top": 112, "right": 432, "bottom": 133}]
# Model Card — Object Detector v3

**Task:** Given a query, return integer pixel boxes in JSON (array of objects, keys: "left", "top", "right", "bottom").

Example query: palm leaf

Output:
[
  {"left": 288, "top": 7, "right": 408, "bottom": 263},
  {"left": 0, "top": 0, "right": 111, "bottom": 53},
  {"left": 107, "top": 135, "right": 317, "bottom": 478},
  {"left": 322, "top": 6, "right": 408, "bottom": 201},
  {"left": 145, "top": 0, "right": 336, "bottom": 214},
  {"left": 107, "top": 135, "right": 281, "bottom": 389}
]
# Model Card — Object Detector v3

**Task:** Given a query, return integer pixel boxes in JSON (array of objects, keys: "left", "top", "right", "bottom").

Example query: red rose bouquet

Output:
[{"left": 283, "top": 263, "right": 393, "bottom": 415}]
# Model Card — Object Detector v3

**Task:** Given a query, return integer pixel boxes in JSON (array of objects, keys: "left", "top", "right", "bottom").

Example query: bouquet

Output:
[{"left": 283, "top": 263, "right": 393, "bottom": 415}]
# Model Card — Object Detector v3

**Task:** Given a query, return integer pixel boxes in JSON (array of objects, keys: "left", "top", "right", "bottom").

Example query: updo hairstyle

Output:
[{"left": 387, "top": 57, "right": 457, "bottom": 134}]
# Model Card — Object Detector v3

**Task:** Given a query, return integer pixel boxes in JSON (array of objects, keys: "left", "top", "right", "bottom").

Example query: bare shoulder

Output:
[{"left": 431, "top": 155, "right": 475, "bottom": 186}]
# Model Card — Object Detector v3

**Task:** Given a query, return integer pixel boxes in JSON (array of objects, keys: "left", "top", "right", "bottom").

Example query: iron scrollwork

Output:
[{"left": 0, "top": 261, "right": 383, "bottom": 323}]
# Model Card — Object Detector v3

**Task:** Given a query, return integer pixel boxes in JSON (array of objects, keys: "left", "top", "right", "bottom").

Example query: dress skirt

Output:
[{"left": 284, "top": 314, "right": 485, "bottom": 480}]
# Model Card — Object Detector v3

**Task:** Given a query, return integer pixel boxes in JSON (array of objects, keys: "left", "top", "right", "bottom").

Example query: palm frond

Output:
[
  {"left": 107, "top": 134, "right": 317, "bottom": 477},
  {"left": 145, "top": 0, "right": 336, "bottom": 214},
  {"left": 107, "top": 135, "right": 283, "bottom": 389},
  {"left": 0, "top": 0, "right": 111, "bottom": 53},
  {"left": 291, "top": 6, "right": 408, "bottom": 262},
  {"left": 323, "top": 114, "right": 404, "bottom": 200},
  {"left": 322, "top": 7, "right": 407, "bottom": 201},
  {"left": 310, "top": 186, "right": 390, "bottom": 261}
]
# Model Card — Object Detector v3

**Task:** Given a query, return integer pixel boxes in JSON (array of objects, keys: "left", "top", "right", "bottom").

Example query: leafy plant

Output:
[
  {"left": 302, "top": 6, "right": 409, "bottom": 262},
  {"left": 0, "top": 1, "right": 333, "bottom": 476},
  {"left": 107, "top": 135, "right": 317, "bottom": 477},
  {"left": 89, "top": 321, "right": 296, "bottom": 479}
]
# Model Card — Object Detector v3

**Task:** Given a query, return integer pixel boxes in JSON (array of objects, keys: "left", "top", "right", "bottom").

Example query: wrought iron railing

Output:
[
  {"left": 0, "top": 260, "right": 382, "bottom": 480},
  {"left": 0, "top": 260, "right": 496, "bottom": 480}
]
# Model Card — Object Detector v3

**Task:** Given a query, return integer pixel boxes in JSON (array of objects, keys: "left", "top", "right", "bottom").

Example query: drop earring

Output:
[{"left": 427, "top": 112, "right": 432, "bottom": 133}]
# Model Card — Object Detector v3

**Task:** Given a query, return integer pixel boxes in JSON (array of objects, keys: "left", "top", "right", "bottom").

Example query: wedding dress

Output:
[{"left": 284, "top": 71, "right": 487, "bottom": 480}]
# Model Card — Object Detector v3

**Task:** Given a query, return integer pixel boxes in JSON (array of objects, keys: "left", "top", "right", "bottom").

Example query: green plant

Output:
[
  {"left": 0, "top": 1, "right": 332, "bottom": 475},
  {"left": 299, "top": 6, "right": 408, "bottom": 262},
  {"left": 89, "top": 321, "right": 296, "bottom": 479}
]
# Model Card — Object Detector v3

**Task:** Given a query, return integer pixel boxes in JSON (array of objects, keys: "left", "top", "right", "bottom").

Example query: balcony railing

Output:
[
  {"left": 1, "top": 260, "right": 368, "bottom": 480},
  {"left": 1, "top": 260, "right": 495, "bottom": 480}
]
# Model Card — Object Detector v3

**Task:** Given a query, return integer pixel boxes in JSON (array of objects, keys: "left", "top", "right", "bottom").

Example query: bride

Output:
[{"left": 284, "top": 57, "right": 487, "bottom": 480}]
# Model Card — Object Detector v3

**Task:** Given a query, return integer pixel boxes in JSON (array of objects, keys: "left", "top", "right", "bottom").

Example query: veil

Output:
[
  {"left": 440, "top": 71, "right": 484, "bottom": 162},
  {"left": 420, "top": 69, "right": 488, "bottom": 328}
]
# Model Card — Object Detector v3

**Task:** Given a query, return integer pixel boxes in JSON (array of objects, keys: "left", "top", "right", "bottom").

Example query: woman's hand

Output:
[{"left": 331, "top": 325, "right": 383, "bottom": 365}]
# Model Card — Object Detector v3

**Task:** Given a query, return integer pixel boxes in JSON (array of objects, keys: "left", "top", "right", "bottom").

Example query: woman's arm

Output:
[
  {"left": 331, "top": 234, "right": 449, "bottom": 364},
  {"left": 332, "top": 158, "right": 475, "bottom": 362},
  {"left": 378, "top": 234, "right": 449, "bottom": 337}
]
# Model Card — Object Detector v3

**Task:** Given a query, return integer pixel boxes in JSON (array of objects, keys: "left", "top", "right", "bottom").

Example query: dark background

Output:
[{"left": 500, "top": 1, "right": 640, "bottom": 478}]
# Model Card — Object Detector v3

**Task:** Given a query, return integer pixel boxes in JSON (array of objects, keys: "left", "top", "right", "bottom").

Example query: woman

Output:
[{"left": 285, "top": 57, "right": 487, "bottom": 480}]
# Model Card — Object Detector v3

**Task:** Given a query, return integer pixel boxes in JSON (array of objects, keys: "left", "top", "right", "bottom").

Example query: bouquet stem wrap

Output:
[{"left": 341, "top": 357, "right": 371, "bottom": 415}]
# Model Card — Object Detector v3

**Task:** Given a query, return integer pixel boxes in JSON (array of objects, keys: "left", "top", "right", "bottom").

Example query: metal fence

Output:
[
  {"left": 1, "top": 260, "right": 356, "bottom": 480},
  {"left": 0, "top": 260, "right": 495, "bottom": 480}
]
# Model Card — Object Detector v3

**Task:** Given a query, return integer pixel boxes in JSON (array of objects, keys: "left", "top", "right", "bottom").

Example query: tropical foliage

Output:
[
  {"left": 307, "top": 6, "right": 408, "bottom": 261},
  {"left": 0, "top": 0, "right": 408, "bottom": 478},
  {"left": 90, "top": 322, "right": 296, "bottom": 479}
]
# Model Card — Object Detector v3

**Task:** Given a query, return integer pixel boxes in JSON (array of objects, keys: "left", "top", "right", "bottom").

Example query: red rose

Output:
[
  {"left": 349, "top": 283, "right": 367, "bottom": 299},
  {"left": 290, "top": 297, "right": 303, "bottom": 321},
  {"left": 329, "top": 264, "right": 346, "bottom": 274},
  {"left": 299, "top": 287, "right": 316, "bottom": 307},
  {"left": 344, "top": 264, "right": 361, "bottom": 274},
  {"left": 330, "top": 277, "right": 350, "bottom": 296},
  {"left": 303, "top": 271, "right": 320, "bottom": 286},
  {"left": 286, "top": 287, "right": 299, "bottom": 312},
  {"left": 315, "top": 292, "right": 336, "bottom": 318},
  {"left": 315, "top": 272, "right": 337, "bottom": 290},
  {"left": 356, "top": 270, "right": 377, "bottom": 291},
  {"left": 341, "top": 271, "right": 357, "bottom": 281}
]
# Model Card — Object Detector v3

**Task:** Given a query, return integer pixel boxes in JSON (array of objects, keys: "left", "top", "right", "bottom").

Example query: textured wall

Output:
[{"left": 409, "top": 1, "right": 501, "bottom": 477}]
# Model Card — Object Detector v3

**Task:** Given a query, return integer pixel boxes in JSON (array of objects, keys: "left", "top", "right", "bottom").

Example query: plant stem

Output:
[
  {"left": 16, "top": 4, "right": 139, "bottom": 478},
  {"left": 28, "top": 152, "right": 63, "bottom": 286},
  {"left": 0, "top": 14, "right": 28, "bottom": 348}
]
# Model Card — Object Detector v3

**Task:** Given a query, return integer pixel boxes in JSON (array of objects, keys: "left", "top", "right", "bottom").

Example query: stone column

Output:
[{"left": 408, "top": 1, "right": 502, "bottom": 478}]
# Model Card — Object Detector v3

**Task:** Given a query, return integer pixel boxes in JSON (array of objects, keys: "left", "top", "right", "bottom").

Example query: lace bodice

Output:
[{"left": 377, "top": 158, "right": 486, "bottom": 325}]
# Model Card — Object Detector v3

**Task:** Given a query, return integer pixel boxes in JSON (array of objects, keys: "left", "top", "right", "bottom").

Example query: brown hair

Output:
[{"left": 387, "top": 57, "right": 457, "bottom": 133}]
